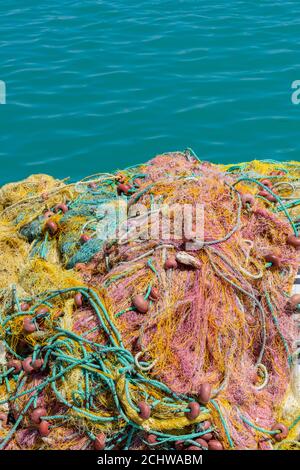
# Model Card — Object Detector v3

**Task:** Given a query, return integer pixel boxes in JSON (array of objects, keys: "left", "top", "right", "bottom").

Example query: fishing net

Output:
[{"left": 0, "top": 150, "right": 299, "bottom": 450}]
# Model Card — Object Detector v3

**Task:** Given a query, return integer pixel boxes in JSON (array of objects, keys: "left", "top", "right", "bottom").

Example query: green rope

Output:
[
  {"left": 240, "top": 414, "right": 278, "bottom": 435},
  {"left": 233, "top": 177, "right": 297, "bottom": 235},
  {"left": 210, "top": 399, "right": 234, "bottom": 448}
]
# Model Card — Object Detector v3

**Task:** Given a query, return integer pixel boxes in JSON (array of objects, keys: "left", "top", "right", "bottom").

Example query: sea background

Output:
[{"left": 0, "top": 0, "right": 300, "bottom": 185}]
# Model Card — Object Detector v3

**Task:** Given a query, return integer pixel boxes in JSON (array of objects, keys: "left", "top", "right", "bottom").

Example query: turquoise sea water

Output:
[{"left": 0, "top": 1, "right": 300, "bottom": 185}]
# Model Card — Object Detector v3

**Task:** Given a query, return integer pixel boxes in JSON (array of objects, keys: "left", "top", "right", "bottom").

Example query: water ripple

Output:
[{"left": 0, "top": 0, "right": 299, "bottom": 185}]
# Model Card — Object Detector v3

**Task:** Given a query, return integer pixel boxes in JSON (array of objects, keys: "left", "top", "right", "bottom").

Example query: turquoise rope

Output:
[
  {"left": 210, "top": 399, "right": 234, "bottom": 448},
  {"left": 233, "top": 177, "right": 297, "bottom": 235}
]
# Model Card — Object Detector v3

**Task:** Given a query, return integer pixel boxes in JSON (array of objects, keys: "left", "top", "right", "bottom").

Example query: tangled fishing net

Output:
[{"left": 0, "top": 150, "right": 299, "bottom": 451}]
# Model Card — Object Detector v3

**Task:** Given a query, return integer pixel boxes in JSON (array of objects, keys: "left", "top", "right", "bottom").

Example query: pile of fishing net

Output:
[{"left": 0, "top": 150, "right": 299, "bottom": 450}]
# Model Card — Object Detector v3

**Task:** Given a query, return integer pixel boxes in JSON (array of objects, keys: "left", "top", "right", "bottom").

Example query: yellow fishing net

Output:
[{"left": 0, "top": 151, "right": 299, "bottom": 450}]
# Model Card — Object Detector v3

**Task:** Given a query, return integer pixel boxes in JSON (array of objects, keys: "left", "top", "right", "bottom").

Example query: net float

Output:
[
  {"left": 39, "top": 420, "right": 50, "bottom": 437},
  {"left": 132, "top": 295, "right": 149, "bottom": 314},
  {"left": 137, "top": 401, "right": 151, "bottom": 420},
  {"left": 20, "top": 302, "right": 30, "bottom": 311},
  {"left": 258, "top": 190, "right": 276, "bottom": 202},
  {"left": 201, "top": 420, "right": 211, "bottom": 430},
  {"left": 32, "top": 358, "right": 44, "bottom": 370},
  {"left": 149, "top": 287, "right": 159, "bottom": 301},
  {"left": 195, "top": 438, "right": 208, "bottom": 448},
  {"left": 117, "top": 183, "right": 131, "bottom": 195},
  {"left": 265, "top": 193, "right": 277, "bottom": 203},
  {"left": 94, "top": 433, "right": 106, "bottom": 450},
  {"left": 54, "top": 203, "right": 68, "bottom": 214},
  {"left": 164, "top": 256, "right": 178, "bottom": 270},
  {"left": 7, "top": 360, "right": 22, "bottom": 374},
  {"left": 23, "top": 317, "right": 36, "bottom": 333},
  {"left": 261, "top": 179, "right": 273, "bottom": 188},
  {"left": 202, "top": 433, "right": 213, "bottom": 441},
  {"left": 175, "top": 440, "right": 184, "bottom": 450},
  {"left": 258, "top": 190, "right": 269, "bottom": 198},
  {"left": 36, "top": 307, "right": 50, "bottom": 316},
  {"left": 74, "top": 293, "right": 83, "bottom": 308},
  {"left": 22, "top": 357, "right": 34, "bottom": 373},
  {"left": 264, "top": 253, "right": 281, "bottom": 268},
  {"left": 272, "top": 423, "right": 288, "bottom": 442},
  {"left": 146, "top": 434, "right": 157, "bottom": 444},
  {"left": 80, "top": 233, "right": 91, "bottom": 244},
  {"left": 270, "top": 170, "right": 285, "bottom": 176},
  {"left": 290, "top": 294, "right": 300, "bottom": 310},
  {"left": 185, "top": 401, "right": 200, "bottom": 420},
  {"left": 43, "top": 210, "right": 54, "bottom": 219},
  {"left": 287, "top": 234, "right": 300, "bottom": 249},
  {"left": 187, "top": 445, "right": 201, "bottom": 450},
  {"left": 45, "top": 219, "right": 58, "bottom": 235},
  {"left": 241, "top": 193, "right": 255, "bottom": 207},
  {"left": 198, "top": 383, "right": 212, "bottom": 405},
  {"left": 208, "top": 439, "right": 223, "bottom": 450},
  {"left": 31, "top": 407, "right": 47, "bottom": 424}
]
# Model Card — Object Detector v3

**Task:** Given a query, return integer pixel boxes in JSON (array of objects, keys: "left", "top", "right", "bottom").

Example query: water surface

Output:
[{"left": 0, "top": 1, "right": 300, "bottom": 184}]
